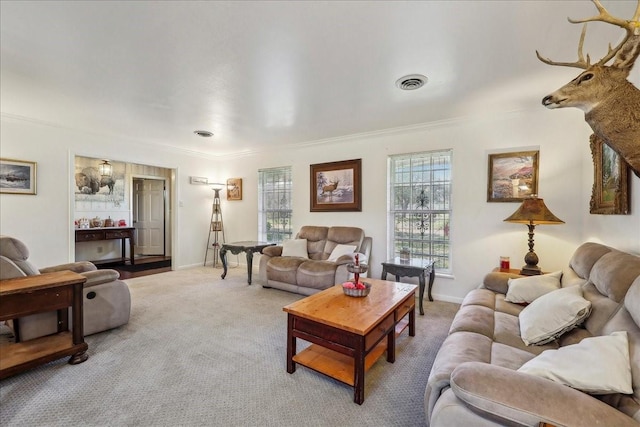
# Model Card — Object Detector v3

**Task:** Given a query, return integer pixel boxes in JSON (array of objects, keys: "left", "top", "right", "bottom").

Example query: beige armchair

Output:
[{"left": 0, "top": 235, "right": 131, "bottom": 340}]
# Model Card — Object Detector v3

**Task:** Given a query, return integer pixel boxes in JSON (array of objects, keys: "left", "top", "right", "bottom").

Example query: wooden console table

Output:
[
  {"left": 75, "top": 227, "right": 136, "bottom": 265},
  {"left": 0, "top": 271, "right": 89, "bottom": 379}
]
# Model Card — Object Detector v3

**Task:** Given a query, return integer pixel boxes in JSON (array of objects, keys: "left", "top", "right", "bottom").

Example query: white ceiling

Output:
[{"left": 1, "top": 1, "right": 636, "bottom": 158}]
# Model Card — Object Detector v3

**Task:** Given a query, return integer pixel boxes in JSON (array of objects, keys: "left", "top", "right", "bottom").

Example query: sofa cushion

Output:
[
  {"left": 568, "top": 242, "right": 612, "bottom": 280},
  {"left": 327, "top": 244, "right": 356, "bottom": 261},
  {"left": 589, "top": 251, "right": 640, "bottom": 303},
  {"left": 296, "top": 226, "right": 329, "bottom": 260},
  {"left": 267, "top": 257, "right": 307, "bottom": 284},
  {"left": 519, "top": 285, "right": 592, "bottom": 345},
  {"left": 296, "top": 261, "right": 339, "bottom": 289},
  {"left": 506, "top": 271, "right": 562, "bottom": 303},
  {"left": 518, "top": 331, "right": 632, "bottom": 394},
  {"left": 281, "top": 239, "right": 309, "bottom": 258}
]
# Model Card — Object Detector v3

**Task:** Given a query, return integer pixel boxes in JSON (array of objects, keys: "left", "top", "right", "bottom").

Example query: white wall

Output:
[
  {"left": 2, "top": 106, "right": 639, "bottom": 303},
  {"left": 216, "top": 107, "right": 640, "bottom": 302}
]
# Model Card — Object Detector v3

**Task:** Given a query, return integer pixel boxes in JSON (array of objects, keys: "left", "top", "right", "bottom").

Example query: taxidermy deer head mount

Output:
[{"left": 537, "top": 0, "right": 640, "bottom": 177}]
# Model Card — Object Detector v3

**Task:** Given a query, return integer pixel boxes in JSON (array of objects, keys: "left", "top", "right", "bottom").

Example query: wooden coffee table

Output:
[{"left": 283, "top": 278, "right": 417, "bottom": 404}]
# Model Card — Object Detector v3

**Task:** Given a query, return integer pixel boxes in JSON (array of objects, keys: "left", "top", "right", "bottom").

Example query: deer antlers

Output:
[{"left": 536, "top": 0, "right": 640, "bottom": 69}]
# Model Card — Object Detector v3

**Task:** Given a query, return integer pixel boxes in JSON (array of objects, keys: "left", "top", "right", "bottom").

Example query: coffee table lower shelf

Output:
[{"left": 292, "top": 321, "right": 410, "bottom": 386}]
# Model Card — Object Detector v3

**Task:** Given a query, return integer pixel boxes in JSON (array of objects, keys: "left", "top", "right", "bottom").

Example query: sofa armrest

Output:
[
  {"left": 40, "top": 261, "right": 97, "bottom": 274},
  {"left": 450, "top": 362, "right": 637, "bottom": 427},
  {"left": 481, "top": 272, "right": 521, "bottom": 294},
  {"left": 80, "top": 269, "right": 121, "bottom": 287},
  {"left": 262, "top": 245, "right": 283, "bottom": 257}
]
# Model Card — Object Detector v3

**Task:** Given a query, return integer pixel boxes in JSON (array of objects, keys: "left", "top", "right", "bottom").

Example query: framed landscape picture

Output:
[
  {"left": 487, "top": 150, "right": 539, "bottom": 202},
  {"left": 0, "top": 158, "right": 37, "bottom": 195},
  {"left": 310, "top": 158, "right": 361, "bottom": 212},
  {"left": 589, "top": 134, "right": 629, "bottom": 215}
]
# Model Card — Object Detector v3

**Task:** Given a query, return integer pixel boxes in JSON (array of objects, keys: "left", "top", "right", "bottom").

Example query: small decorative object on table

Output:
[
  {"left": 399, "top": 248, "right": 410, "bottom": 263},
  {"left": 343, "top": 253, "right": 370, "bottom": 297}
]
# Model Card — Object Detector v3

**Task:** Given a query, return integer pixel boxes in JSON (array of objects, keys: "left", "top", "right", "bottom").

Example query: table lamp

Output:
[{"left": 504, "top": 196, "right": 564, "bottom": 276}]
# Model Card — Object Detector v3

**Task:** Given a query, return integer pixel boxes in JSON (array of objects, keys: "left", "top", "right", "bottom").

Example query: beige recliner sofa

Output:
[
  {"left": 258, "top": 225, "right": 372, "bottom": 296},
  {"left": 0, "top": 235, "right": 131, "bottom": 340},
  {"left": 425, "top": 242, "right": 640, "bottom": 426}
]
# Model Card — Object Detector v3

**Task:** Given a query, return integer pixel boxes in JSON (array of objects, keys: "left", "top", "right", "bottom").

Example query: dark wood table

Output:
[
  {"left": 0, "top": 271, "right": 88, "bottom": 379},
  {"left": 381, "top": 257, "right": 435, "bottom": 315},
  {"left": 220, "top": 241, "right": 274, "bottom": 284},
  {"left": 283, "top": 278, "right": 416, "bottom": 404},
  {"left": 75, "top": 227, "right": 136, "bottom": 265}
]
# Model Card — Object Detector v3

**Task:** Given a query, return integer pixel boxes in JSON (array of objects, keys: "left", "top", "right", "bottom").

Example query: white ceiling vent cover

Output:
[{"left": 395, "top": 74, "right": 428, "bottom": 90}]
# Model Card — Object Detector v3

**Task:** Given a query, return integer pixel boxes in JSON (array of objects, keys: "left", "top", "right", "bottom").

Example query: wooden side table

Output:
[
  {"left": 0, "top": 271, "right": 89, "bottom": 379},
  {"left": 381, "top": 257, "right": 435, "bottom": 315}
]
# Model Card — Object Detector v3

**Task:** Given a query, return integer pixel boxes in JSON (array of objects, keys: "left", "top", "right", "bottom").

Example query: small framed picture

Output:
[
  {"left": 227, "top": 178, "right": 242, "bottom": 201},
  {"left": 589, "top": 134, "right": 629, "bottom": 215},
  {"left": 190, "top": 176, "right": 209, "bottom": 185},
  {"left": 487, "top": 150, "right": 539, "bottom": 202},
  {"left": 0, "top": 158, "right": 37, "bottom": 195}
]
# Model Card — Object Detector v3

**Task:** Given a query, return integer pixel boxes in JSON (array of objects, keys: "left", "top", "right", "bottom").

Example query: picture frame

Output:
[
  {"left": 310, "top": 158, "right": 361, "bottom": 212},
  {"left": 487, "top": 150, "right": 539, "bottom": 202},
  {"left": 190, "top": 176, "right": 209, "bottom": 185},
  {"left": 589, "top": 134, "right": 629, "bottom": 215},
  {"left": 226, "top": 178, "right": 242, "bottom": 201},
  {"left": 0, "top": 158, "right": 37, "bottom": 195}
]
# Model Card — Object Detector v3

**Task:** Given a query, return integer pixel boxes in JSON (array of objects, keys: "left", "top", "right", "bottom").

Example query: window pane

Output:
[
  {"left": 258, "top": 166, "right": 293, "bottom": 243},
  {"left": 388, "top": 150, "right": 452, "bottom": 274}
]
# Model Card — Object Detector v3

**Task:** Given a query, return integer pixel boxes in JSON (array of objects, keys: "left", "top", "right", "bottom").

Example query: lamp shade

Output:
[
  {"left": 211, "top": 182, "right": 225, "bottom": 191},
  {"left": 504, "top": 197, "right": 564, "bottom": 225}
]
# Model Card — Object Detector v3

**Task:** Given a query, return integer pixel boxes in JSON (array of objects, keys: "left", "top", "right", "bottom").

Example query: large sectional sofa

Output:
[
  {"left": 425, "top": 242, "right": 640, "bottom": 426},
  {"left": 257, "top": 225, "right": 372, "bottom": 296}
]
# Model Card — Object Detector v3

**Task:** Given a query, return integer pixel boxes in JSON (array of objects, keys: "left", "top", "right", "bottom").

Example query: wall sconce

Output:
[
  {"left": 99, "top": 160, "right": 113, "bottom": 177},
  {"left": 504, "top": 195, "right": 564, "bottom": 276}
]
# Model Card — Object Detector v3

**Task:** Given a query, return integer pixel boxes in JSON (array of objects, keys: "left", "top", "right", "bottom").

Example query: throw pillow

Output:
[
  {"left": 506, "top": 271, "right": 562, "bottom": 304},
  {"left": 281, "top": 239, "right": 309, "bottom": 259},
  {"left": 519, "top": 285, "right": 591, "bottom": 346},
  {"left": 518, "top": 331, "right": 632, "bottom": 394},
  {"left": 327, "top": 244, "right": 357, "bottom": 262}
]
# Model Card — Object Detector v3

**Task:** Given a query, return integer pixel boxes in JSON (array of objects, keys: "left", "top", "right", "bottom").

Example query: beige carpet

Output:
[{"left": 0, "top": 266, "right": 459, "bottom": 427}]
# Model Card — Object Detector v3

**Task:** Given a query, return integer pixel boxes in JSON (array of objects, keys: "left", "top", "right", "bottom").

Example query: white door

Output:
[{"left": 133, "top": 178, "right": 165, "bottom": 255}]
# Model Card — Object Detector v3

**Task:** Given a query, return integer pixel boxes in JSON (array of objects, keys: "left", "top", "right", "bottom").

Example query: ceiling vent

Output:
[
  {"left": 395, "top": 74, "right": 428, "bottom": 90},
  {"left": 194, "top": 130, "right": 214, "bottom": 137}
]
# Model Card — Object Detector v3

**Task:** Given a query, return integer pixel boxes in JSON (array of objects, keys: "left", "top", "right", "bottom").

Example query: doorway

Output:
[{"left": 132, "top": 178, "right": 166, "bottom": 256}]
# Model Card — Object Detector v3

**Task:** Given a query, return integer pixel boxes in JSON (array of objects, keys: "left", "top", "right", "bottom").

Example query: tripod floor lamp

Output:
[{"left": 204, "top": 183, "right": 226, "bottom": 267}]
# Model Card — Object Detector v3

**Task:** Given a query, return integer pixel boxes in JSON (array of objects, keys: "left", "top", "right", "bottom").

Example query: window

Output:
[
  {"left": 258, "top": 166, "right": 293, "bottom": 243},
  {"left": 388, "top": 150, "right": 452, "bottom": 273}
]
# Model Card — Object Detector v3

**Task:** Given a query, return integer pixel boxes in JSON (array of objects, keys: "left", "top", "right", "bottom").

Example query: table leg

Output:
[
  {"left": 220, "top": 247, "right": 228, "bottom": 279},
  {"left": 387, "top": 328, "right": 395, "bottom": 363},
  {"left": 418, "top": 273, "right": 426, "bottom": 315},
  {"left": 286, "top": 314, "right": 296, "bottom": 374},
  {"left": 245, "top": 250, "right": 254, "bottom": 285},
  {"left": 427, "top": 266, "right": 435, "bottom": 302},
  {"left": 69, "top": 282, "right": 88, "bottom": 365},
  {"left": 129, "top": 237, "right": 135, "bottom": 265},
  {"left": 380, "top": 268, "right": 387, "bottom": 280},
  {"left": 354, "top": 340, "right": 365, "bottom": 405},
  {"left": 409, "top": 304, "right": 416, "bottom": 336}
]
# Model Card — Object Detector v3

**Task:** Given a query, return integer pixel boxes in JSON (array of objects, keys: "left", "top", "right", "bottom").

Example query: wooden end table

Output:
[
  {"left": 220, "top": 241, "right": 274, "bottom": 284},
  {"left": 381, "top": 257, "right": 435, "bottom": 315},
  {"left": 283, "top": 278, "right": 417, "bottom": 404},
  {"left": 0, "top": 271, "right": 89, "bottom": 379}
]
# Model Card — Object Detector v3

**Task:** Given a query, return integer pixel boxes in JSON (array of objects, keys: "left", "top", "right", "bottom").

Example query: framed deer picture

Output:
[
  {"left": 589, "top": 134, "right": 629, "bottom": 215},
  {"left": 310, "top": 158, "right": 361, "bottom": 212}
]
